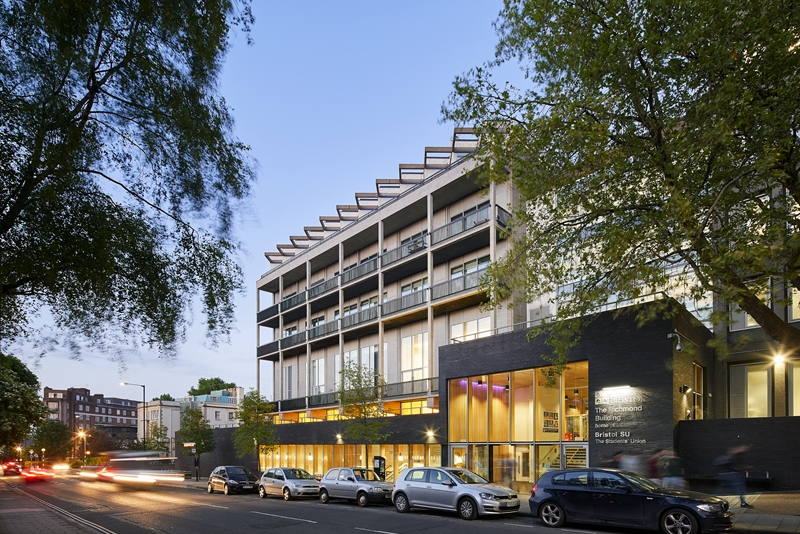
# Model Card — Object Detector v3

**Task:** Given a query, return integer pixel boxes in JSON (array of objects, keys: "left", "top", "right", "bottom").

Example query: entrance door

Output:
[{"left": 563, "top": 444, "right": 588, "bottom": 469}]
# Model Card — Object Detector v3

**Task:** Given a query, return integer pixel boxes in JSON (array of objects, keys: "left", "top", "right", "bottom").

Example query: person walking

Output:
[
  {"left": 648, "top": 448, "right": 664, "bottom": 486},
  {"left": 715, "top": 445, "right": 752, "bottom": 507},
  {"left": 658, "top": 449, "right": 685, "bottom": 489}
]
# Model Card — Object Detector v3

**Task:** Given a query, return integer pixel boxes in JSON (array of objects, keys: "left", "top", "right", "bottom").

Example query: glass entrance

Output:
[{"left": 564, "top": 444, "right": 588, "bottom": 469}]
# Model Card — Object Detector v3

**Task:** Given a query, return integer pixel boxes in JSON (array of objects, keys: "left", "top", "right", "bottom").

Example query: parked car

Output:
[
  {"left": 392, "top": 467, "right": 520, "bottom": 520},
  {"left": 319, "top": 467, "right": 393, "bottom": 507},
  {"left": 259, "top": 467, "right": 320, "bottom": 500},
  {"left": 2, "top": 461, "right": 23, "bottom": 475},
  {"left": 207, "top": 465, "right": 259, "bottom": 495},
  {"left": 529, "top": 468, "right": 734, "bottom": 534}
]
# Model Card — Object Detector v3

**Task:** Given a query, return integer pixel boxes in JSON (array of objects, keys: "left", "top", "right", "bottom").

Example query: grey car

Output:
[
  {"left": 258, "top": 467, "right": 320, "bottom": 500},
  {"left": 319, "top": 467, "right": 394, "bottom": 507},
  {"left": 392, "top": 467, "right": 520, "bottom": 520}
]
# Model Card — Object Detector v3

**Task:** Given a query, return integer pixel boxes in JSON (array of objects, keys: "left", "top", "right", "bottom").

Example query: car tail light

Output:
[{"left": 531, "top": 483, "right": 538, "bottom": 494}]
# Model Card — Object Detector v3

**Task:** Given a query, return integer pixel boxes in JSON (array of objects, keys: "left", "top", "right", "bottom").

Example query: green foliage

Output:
[
  {"left": 338, "top": 361, "right": 391, "bottom": 444},
  {"left": 188, "top": 378, "right": 236, "bottom": 396},
  {"left": 145, "top": 422, "right": 170, "bottom": 453},
  {"left": 154, "top": 393, "right": 176, "bottom": 401},
  {"left": 0, "top": 355, "right": 47, "bottom": 449},
  {"left": 443, "top": 0, "right": 800, "bottom": 365},
  {"left": 179, "top": 408, "right": 215, "bottom": 455},
  {"left": 232, "top": 389, "right": 276, "bottom": 458},
  {"left": 0, "top": 0, "right": 256, "bottom": 357},
  {"left": 32, "top": 419, "right": 73, "bottom": 461}
]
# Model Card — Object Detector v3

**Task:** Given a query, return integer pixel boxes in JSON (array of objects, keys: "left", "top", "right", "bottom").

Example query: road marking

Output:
[
  {"left": 198, "top": 503, "right": 229, "bottom": 509},
  {"left": 251, "top": 510, "right": 317, "bottom": 523},
  {"left": 502, "top": 523, "right": 534, "bottom": 529},
  {"left": 563, "top": 530, "right": 596, "bottom": 534},
  {"left": 354, "top": 528, "right": 398, "bottom": 534},
  {"left": 10, "top": 487, "right": 117, "bottom": 534}
]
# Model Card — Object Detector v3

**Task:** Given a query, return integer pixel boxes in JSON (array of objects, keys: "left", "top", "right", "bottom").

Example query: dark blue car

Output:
[{"left": 529, "top": 468, "right": 733, "bottom": 534}]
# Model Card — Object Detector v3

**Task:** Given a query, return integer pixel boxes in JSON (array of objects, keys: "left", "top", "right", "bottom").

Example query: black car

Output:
[
  {"left": 529, "top": 468, "right": 733, "bottom": 534},
  {"left": 207, "top": 465, "right": 259, "bottom": 495}
]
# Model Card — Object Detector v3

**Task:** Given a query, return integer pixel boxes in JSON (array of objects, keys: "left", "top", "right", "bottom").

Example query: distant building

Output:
[
  {"left": 42, "top": 387, "right": 139, "bottom": 440},
  {"left": 179, "top": 387, "right": 244, "bottom": 429}
]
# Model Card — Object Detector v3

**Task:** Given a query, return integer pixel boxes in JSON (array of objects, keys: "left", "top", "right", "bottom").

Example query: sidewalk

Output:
[{"left": 0, "top": 478, "right": 104, "bottom": 534}]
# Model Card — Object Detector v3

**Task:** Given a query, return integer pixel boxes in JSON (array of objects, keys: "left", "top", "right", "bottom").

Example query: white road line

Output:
[
  {"left": 198, "top": 503, "right": 229, "bottom": 509},
  {"left": 502, "top": 523, "right": 534, "bottom": 528},
  {"left": 12, "top": 487, "right": 117, "bottom": 534},
  {"left": 251, "top": 510, "right": 317, "bottom": 523},
  {"left": 563, "top": 530, "right": 597, "bottom": 534},
  {"left": 354, "top": 527, "right": 399, "bottom": 534}
]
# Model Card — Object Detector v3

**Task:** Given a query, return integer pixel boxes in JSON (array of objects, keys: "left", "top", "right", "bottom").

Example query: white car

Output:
[
  {"left": 258, "top": 467, "right": 319, "bottom": 500},
  {"left": 392, "top": 467, "right": 520, "bottom": 520}
]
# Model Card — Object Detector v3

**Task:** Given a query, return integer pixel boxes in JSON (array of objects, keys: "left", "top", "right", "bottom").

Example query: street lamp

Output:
[
  {"left": 78, "top": 431, "right": 88, "bottom": 465},
  {"left": 121, "top": 381, "right": 147, "bottom": 447},
  {"left": 15, "top": 446, "right": 21, "bottom": 461},
  {"left": 41, "top": 448, "right": 45, "bottom": 467}
]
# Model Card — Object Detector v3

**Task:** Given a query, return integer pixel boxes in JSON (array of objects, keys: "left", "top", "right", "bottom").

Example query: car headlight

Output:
[
  {"left": 370, "top": 486, "right": 385, "bottom": 492},
  {"left": 479, "top": 492, "right": 499, "bottom": 500},
  {"left": 697, "top": 503, "right": 723, "bottom": 513},
  {"left": 228, "top": 479, "right": 239, "bottom": 485}
]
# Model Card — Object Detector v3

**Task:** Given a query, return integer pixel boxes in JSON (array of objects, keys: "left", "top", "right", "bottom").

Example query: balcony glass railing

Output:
[
  {"left": 384, "top": 377, "right": 436, "bottom": 398},
  {"left": 280, "top": 330, "right": 307, "bottom": 350},
  {"left": 280, "top": 292, "right": 306, "bottom": 312},
  {"left": 382, "top": 290, "right": 427, "bottom": 316},
  {"left": 381, "top": 236, "right": 427, "bottom": 267},
  {"left": 431, "top": 268, "right": 487, "bottom": 301},
  {"left": 341, "top": 306, "right": 378, "bottom": 329},
  {"left": 431, "top": 205, "right": 491, "bottom": 245},
  {"left": 342, "top": 258, "right": 378, "bottom": 284},
  {"left": 497, "top": 206, "right": 512, "bottom": 228},
  {"left": 308, "top": 320, "right": 339, "bottom": 340},
  {"left": 308, "top": 276, "right": 339, "bottom": 299}
]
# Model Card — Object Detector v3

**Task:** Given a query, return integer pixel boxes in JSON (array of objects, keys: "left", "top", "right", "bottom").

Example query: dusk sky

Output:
[{"left": 25, "top": 1, "right": 511, "bottom": 402}]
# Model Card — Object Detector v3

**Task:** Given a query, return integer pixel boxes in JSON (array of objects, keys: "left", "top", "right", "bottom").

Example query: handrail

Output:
[
  {"left": 382, "top": 290, "right": 427, "bottom": 316},
  {"left": 342, "top": 258, "right": 379, "bottom": 285},
  {"left": 431, "top": 205, "right": 491, "bottom": 245},
  {"left": 381, "top": 235, "right": 427, "bottom": 267},
  {"left": 308, "top": 276, "right": 339, "bottom": 299},
  {"left": 431, "top": 268, "right": 487, "bottom": 301}
]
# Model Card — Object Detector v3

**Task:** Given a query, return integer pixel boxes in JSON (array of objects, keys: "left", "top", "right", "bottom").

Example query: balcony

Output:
[
  {"left": 382, "top": 290, "right": 427, "bottom": 317},
  {"left": 308, "top": 276, "right": 339, "bottom": 300},
  {"left": 431, "top": 268, "right": 486, "bottom": 301},
  {"left": 279, "top": 397, "right": 307, "bottom": 411},
  {"left": 431, "top": 205, "right": 491, "bottom": 246},
  {"left": 342, "top": 258, "right": 378, "bottom": 285},
  {"left": 381, "top": 235, "right": 427, "bottom": 268},
  {"left": 256, "top": 303, "right": 279, "bottom": 323},
  {"left": 308, "top": 392, "right": 338, "bottom": 408},
  {"left": 280, "top": 330, "right": 307, "bottom": 350},
  {"left": 497, "top": 206, "right": 512, "bottom": 228},
  {"left": 384, "top": 377, "right": 437, "bottom": 398},
  {"left": 280, "top": 292, "right": 306, "bottom": 312},
  {"left": 308, "top": 320, "right": 339, "bottom": 340},
  {"left": 256, "top": 339, "right": 279, "bottom": 357},
  {"left": 342, "top": 306, "right": 379, "bottom": 329}
]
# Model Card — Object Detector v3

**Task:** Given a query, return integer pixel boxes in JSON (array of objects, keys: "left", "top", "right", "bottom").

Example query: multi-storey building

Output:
[
  {"left": 178, "top": 387, "right": 244, "bottom": 429},
  {"left": 255, "top": 128, "right": 800, "bottom": 489},
  {"left": 42, "top": 387, "right": 139, "bottom": 439}
]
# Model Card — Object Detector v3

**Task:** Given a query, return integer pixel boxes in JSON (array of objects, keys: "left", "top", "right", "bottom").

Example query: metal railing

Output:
[
  {"left": 342, "top": 258, "right": 379, "bottom": 284},
  {"left": 497, "top": 206, "right": 512, "bottom": 228},
  {"left": 280, "top": 330, "right": 307, "bottom": 350},
  {"left": 308, "top": 276, "right": 339, "bottom": 299},
  {"left": 431, "top": 268, "right": 486, "bottom": 301},
  {"left": 256, "top": 339, "right": 279, "bottom": 357},
  {"left": 342, "top": 306, "right": 378, "bottom": 329},
  {"left": 382, "top": 290, "right": 427, "bottom": 316},
  {"left": 308, "top": 320, "right": 339, "bottom": 340},
  {"left": 431, "top": 205, "right": 491, "bottom": 245},
  {"left": 257, "top": 303, "right": 279, "bottom": 323},
  {"left": 280, "top": 292, "right": 306, "bottom": 312},
  {"left": 384, "top": 377, "right": 436, "bottom": 398},
  {"left": 381, "top": 235, "right": 427, "bottom": 267},
  {"left": 308, "top": 392, "right": 338, "bottom": 408}
]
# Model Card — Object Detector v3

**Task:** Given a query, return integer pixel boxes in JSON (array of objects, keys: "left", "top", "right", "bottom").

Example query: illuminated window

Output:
[
  {"left": 401, "top": 332, "right": 429, "bottom": 381},
  {"left": 730, "top": 363, "right": 772, "bottom": 418}
]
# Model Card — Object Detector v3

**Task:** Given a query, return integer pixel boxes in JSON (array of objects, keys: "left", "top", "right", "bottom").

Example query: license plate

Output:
[{"left": 242, "top": 485, "right": 253, "bottom": 489}]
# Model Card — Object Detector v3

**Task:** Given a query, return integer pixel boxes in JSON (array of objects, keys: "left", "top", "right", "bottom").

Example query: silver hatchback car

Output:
[
  {"left": 319, "top": 467, "right": 394, "bottom": 507},
  {"left": 392, "top": 467, "right": 520, "bottom": 520},
  {"left": 258, "top": 467, "right": 320, "bottom": 500}
]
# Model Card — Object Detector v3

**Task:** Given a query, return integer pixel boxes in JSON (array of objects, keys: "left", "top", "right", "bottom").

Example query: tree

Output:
[
  {"left": 32, "top": 419, "right": 73, "bottom": 462},
  {"left": 0, "top": 354, "right": 47, "bottom": 449},
  {"left": 154, "top": 394, "right": 176, "bottom": 402},
  {"left": 146, "top": 421, "right": 170, "bottom": 453},
  {"left": 188, "top": 378, "right": 236, "bottom": 397},
  {"left": 179, "top": 408, "right": 215, "bottom": 455},
  {"left": 0, "top": 1, "right": 256, "bottom": 358},
  {"left": 443, "top": 0, "right": 800, "bottom": 365},
  {"left": 232, "top": 389, "right": 276, "bottom": 459},
  {"left": 338, "top": 361, "right": 391, "bottom": 444}
]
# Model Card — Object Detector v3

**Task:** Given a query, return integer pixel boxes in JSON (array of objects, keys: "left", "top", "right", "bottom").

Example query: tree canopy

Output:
[
  {"left": 179, "top": 407, "right": 215, "bottom": 455},
  {"left": 188, "top": 377, "right": 236, "bottom": 396},
  {"left": 338, "top": 361, "right": 391, "bottom": 444},
  {"left": 32, "top": 419, "right": 73, "bottom": 461},
  {"left": 0, "top": 0, "right": 256, "bottom": 358},
  {"left": 443, "top": 0, "right": 800, "bottom": 362},
  {"left": 0, "top": 354, "right": 47, "bottom": 449},
  {"left": 154, "top": 393, "right": 175, "bottom": 402},
  {"left": 232, "top": 388, "right": 275, "bottom": 458}
]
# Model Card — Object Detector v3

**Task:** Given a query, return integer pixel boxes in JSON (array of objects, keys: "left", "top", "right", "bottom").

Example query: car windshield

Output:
[
  {"left": 446, "top": 469, "right": 488, "bottom": 484},
  {"left": 285, "top": 469, "right": 314, "bottom": 480},
  {"left": 352, "top": 469, "right": 382, "bottom": 481},
  {"left": 227, "top": 466, "right": 254, "bottom": 476},
  {"left": 618, "top": 470, "right": 661, "bottom": 491}
]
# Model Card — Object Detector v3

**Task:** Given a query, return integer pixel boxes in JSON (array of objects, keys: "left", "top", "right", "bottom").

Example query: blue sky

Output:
[{"left": 30, "top": 1, "right": 509, "bottom": 401}]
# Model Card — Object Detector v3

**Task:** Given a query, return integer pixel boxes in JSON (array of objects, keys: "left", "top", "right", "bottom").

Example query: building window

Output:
[
  {"left": 214, "top": 411, "right": 221, "bottom": 420},
  {"left": 360, "top": 345, "right": 378, "bottom": 375},
  {"left": 47, "top": 402, "right": 58, "bottom": 409},
  {"left": 401, "top": 278, "right": 428, "bottom": 296},
  {"left": 78, "top": 423, "right": 83, "bottom": 429},
  {"left": 451, "top": 317, "right": 492, "bottom": 343},
  {"left": 400, "top": 332, "right": 428, "bottom": 382},
  {"left": 690, "top": 363, "right": 705, "bottom": 420},
  {"left": 343, "top": 303, "right": 358, "bottom": 316},
  {"left": 311, "top": 358, "right": 326, "bottom": 396},
  {"left": 229, "top": 412, "right": 235, "bottom": 420},
  {"left": 283, "top": 325, "right": 298, "bottom": 338},
  {"left": 283, "top": 364, "right": 296, "bottom": 399},
  {"left": 730, "top": 362, "right": 772, "bottom": 418},
  {"left": 450, "top": 256, "right": 490, "bottom": 279},
  {"left": 360, "top": 295, "right": 378, "bottom": 310},
  {"left": 790, "top": 362, "right": 799, "bottom": 416},
  {"left": 729, "top": 285, "right": 769, "bottom": 331}
]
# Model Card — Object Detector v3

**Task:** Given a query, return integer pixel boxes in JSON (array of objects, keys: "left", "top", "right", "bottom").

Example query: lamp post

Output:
[
  {"left": 41, "top": 448, "right": 45, "bottom": 467},
  {"left": 15, "top": 446, "right": 21, "bottom": 461},
  {"left": 78, "top": 431, "right": 88, "bottom": 465},
  {"left": 121, "top": 381, "right": 147, "bottom": 448}
]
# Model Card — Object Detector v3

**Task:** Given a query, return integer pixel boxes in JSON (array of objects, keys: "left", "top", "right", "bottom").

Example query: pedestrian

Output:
[
  {"left": 648, "top": 448, "right": 664, "bottom": 486},
  {"left": 658, "top": 449, "right": 685, "bottom": 489},
  {"left": 619, "top": 451, "right": 644, "bottom": 476},
  {"left": 715, "top": 445, "right": 752, "bottom": 507},
  {"left": 604, "top": 450, "right": 623, "bottom": 468}
]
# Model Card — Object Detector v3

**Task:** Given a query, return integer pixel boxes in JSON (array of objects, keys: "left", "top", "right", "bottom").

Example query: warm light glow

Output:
[
  {"left": 398, "top": 454, "right": 404, "bottom": 462},
  {"left": 308, "top": 454, "right": 312, "bottom": 461},
  {"left": 53, "top": 463, "right": 70, "bottom": 471},
  {"left": 426, "top": 430, "right": 434, "bottom": 437},
  {"left": 775, "top": 354, "right": 786, "bottom": 364},
  {"left": 78, "top": 431, "right": 85, "bottom": 438},
  {"left": 335, "top": 434, "right": 342, "bottom": 439}
]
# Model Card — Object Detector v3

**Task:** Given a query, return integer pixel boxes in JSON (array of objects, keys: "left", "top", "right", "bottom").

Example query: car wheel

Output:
[
  {"left": 458, "top": 497, "right": 478, "bottom": 520},
  {"left": 223, "top": 484, "right": 230, "bottom": 495},
  {"left": 283, "top": 488, "right": 292, "bottom": 501},
  {"left": 357, "top": 491, "right": 369, "bottom": 507},
  {"left": 540, "top": 502, "right": 566, "bottom": 527},
  {"left": 319, "top": 489, "right": 329, "bottom": 504},
  {"left": 207, "top": 483, "right": 214, "bottom": 494},
  {"left": 258, "top": 485, "right": 267, "bottom": 499},
  {"left": 661, "top": 508, "right": 698, "bottom": 534},
  {"left": 394, "top": 492, "right": 409, "bottom": 513}
]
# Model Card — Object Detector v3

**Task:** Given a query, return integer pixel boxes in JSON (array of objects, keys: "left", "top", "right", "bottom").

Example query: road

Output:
[{"left": 12, "top": 475, "right": 605, "bottom": 534}]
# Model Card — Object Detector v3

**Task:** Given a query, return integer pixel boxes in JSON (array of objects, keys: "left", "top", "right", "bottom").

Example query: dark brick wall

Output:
[
  {"left": 677, "top": 417, "right": 800, "bottom": 490},
  {"left": 175, "top": 427, "right": 258, "bottom": 477}
]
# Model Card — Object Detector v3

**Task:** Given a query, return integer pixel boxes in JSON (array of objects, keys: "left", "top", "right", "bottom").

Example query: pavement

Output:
[{"left": 0, "top": 475, "right": 798, "bottom": 533}]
